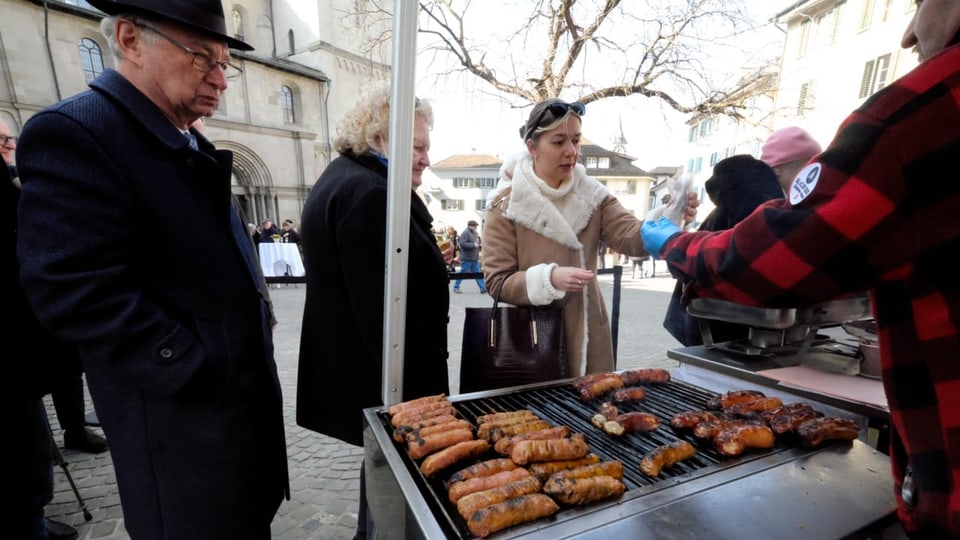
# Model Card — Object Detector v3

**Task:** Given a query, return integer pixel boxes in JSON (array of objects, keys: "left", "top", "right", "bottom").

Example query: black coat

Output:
[
  {"left": 15, "top": 69, "right": 288, "bottom": 540},
  {"left": 663, "top": 155, "right": 784, "bottom": 346},
  {"left": 296, "top": 152, "right": 450, "bottom": 447}
]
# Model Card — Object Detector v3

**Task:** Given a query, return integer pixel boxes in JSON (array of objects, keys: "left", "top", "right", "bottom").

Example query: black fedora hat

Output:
[{"left": 88, "top": 0, "right": 253, "bottom": 51}]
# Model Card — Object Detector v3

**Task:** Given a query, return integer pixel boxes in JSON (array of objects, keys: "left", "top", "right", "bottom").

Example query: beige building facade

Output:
[{"left": 0, "top": 0, "right": 391, "bottom": 227}]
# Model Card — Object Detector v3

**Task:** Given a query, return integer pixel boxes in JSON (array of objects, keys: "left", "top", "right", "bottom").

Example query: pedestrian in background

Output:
[
  {"left": 15, "top": 1, "right": 289, "bottom": 538},
  {"left": 296, "top": 82, "right": 452, "bottom": 539},
  {"left": 642, "top": 3, "right": 960, "bottom": 535},
  {"left": 452, "top": 220, "right": 486, "bottom": 293}
]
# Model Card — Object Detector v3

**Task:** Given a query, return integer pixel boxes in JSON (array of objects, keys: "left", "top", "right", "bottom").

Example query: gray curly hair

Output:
[{"left": 333, "top": 81, "right": 434, "bottom": 156}]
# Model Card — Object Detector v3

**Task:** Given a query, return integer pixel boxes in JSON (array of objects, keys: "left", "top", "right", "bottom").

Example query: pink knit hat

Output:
[{"left": 760, "top": 127, "right": 822, "bottom": 168}]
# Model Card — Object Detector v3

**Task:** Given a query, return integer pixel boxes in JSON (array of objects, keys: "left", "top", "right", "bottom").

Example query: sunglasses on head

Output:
[{"left": 520, "top": 101, "right": 586, "bottom": 140}]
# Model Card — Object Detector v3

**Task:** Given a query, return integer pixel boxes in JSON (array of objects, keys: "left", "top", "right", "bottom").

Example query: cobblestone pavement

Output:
[{"left": 44, "top": 266, "right": 683, "bottom": 539}]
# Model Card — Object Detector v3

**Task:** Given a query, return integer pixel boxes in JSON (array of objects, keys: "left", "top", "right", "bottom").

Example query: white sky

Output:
[{"left": 416, "top": 1, "right": 795, "bottom": 171}]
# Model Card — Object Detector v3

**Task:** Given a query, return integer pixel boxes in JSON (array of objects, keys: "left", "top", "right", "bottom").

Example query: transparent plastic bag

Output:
[{"left": 646, "top": 174, "right": 693, "bottom": 226}]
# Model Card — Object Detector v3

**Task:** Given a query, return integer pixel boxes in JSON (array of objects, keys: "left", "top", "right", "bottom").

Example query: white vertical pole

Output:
[{"left": 382, "top": 1, "right": 418, "bottom": 406}]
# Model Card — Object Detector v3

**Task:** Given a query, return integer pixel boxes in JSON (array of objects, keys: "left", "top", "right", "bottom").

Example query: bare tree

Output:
[{"left": 353, "top": 0, "right": 779, "bottom": 118}]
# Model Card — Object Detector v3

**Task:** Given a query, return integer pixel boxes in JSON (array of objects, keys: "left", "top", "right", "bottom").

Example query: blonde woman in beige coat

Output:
[{"left": 483, "top": 98, "right": 697, "bottom": 378}]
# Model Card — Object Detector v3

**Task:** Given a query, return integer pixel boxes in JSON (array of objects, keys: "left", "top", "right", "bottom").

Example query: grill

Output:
[{"left": 363, "top": 378, "right": 898, "bottom": 539}]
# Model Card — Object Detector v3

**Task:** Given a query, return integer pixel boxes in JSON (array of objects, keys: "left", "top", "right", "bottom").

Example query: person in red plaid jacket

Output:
[{"left": 642, "top": 2, "right": 960, "bottom": 537}]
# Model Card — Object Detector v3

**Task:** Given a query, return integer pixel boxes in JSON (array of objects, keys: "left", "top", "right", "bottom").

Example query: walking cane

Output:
[{"left": 46, "top": 415, "right": 93, "bottom": 522}]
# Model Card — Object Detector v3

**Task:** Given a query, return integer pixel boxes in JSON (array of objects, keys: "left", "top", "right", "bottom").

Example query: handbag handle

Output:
[{"left": 488, "top": 279, "right": 540, "bottom": 349}]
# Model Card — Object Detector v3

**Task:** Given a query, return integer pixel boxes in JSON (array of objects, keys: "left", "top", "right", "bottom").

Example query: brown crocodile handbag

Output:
[{"left": 459, "top": 283, "right": 567, "bottom": 394}]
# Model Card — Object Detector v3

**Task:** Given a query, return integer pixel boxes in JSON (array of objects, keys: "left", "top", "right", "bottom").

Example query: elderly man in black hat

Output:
[
  {"left": 452, "top": 219, "right": 487, "bottom": 293},
  {"left": 15, "top": 1, "right": 289, "bottom": 539}
]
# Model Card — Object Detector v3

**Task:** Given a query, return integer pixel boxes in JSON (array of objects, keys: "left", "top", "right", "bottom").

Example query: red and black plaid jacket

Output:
[{"left": 663, "top": 44, "right": 960, "bottom": 537}]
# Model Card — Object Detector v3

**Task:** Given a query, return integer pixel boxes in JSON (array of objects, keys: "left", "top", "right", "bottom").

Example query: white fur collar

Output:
[{"left": 501, "top": 153, "right": 609, "bottom": 250}]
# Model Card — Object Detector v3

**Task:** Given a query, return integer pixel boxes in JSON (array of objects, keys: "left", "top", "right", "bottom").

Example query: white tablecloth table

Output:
[{"left": 258, "top": 242, "right": 305, "bottom": 277}]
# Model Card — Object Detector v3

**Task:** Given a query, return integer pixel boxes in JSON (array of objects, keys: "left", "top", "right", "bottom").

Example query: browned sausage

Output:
[
  {"left": 484, "top": 420, "right": 553, "bottom": 443},
  {"left": 387, "top": 394, "right": 447, "bottom": 417},
  {"left": 447, "top": 458, "right": 518, "bottom": 485},
  {"left": 494, "top": 426, "right": 571, "bottom": 456},
  {"left": 391, "top": 405, "right": 457, "bottom": 428},
  {"left": 714, "top": 423, "right": 776, "bottom": 456},
  {"left": 692, "top": 419, "right": 754, "bottom": 442},
  {"left": 572, "top": 372, "right": 620, "bottom": 390},
  {"left": 407, "top": 428, "right": 475, "bottom": 460},
  {"left": 670, "top": 410, "right": 725, "bottom": 431},
  {"left": 421, "top": 439, "right": 490, "bottom": 478},
  {"left": 546, "top": 460, "right": 623, "bottom": 482},
  {"left": 619, "top": 368, "right": 671, "bottom": 386},
  {"left": 768, "top": 408, "right": 822, "bottom": 436},
  {"left": 706, "top": 389, "right": 765, "bottom": 410},
  {"left": 796, "top": 417, "right": 860, "bottom": 448},
  {"left": 577, "top": 375, "right": 625, "bottom": 401},
  {"left": 527, "top": 453, "right": 601, "bottom": 482},
  {"left": 392, "top": 413, "right": 458, "bottom": 443},
  {"left": 476, "top": 409, "right": 537, "bottom": 425},
  {"left": 602, "top": 412, "right": 660, "bottom": 436},
  {"left": 542, "top": 475, "right": 626, "bottom": 506},
  {"left": 640, "top": 440, "right": 697, "bottom": 476},
  {"left": 404, "top": 419, "right": 472, "bottom": 443},
  {"left": 456, "top": 476, "right": 542, "bottom": 519},
  {"left": 610, "top": 387, "right": 647, "bottom": 402},
  {"left": 510, "top": 435, "right": 589, "bottom": 465},
  {"left": 466, "top": 493, "right": 559, "bottom": 538},
  {"left": 590, "top": 403, "right": 619, "bottom": 428},
  {"left": 448, "top": 467, "right": 531, "bottom": 503},
  {"left": 726, "top": 396, "right": 783, "bottom": 417}
]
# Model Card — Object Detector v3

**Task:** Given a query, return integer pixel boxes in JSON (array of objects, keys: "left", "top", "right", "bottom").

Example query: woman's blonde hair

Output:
[{"left": 333, "top": 81, "right": 434, "bottom": 155}]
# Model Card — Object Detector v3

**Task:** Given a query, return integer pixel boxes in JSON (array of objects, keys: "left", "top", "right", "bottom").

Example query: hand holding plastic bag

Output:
[
  {"left": 641, "top": 217, "right": 682, "bottom": 258},
  {"left": 646, "top": 174, "right": 694, "bottom": 226}
]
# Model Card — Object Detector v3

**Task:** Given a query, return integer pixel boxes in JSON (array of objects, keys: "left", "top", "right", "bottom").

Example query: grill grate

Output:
[{"left": 379, "top": 379, "right": 793, "bottom": 538}]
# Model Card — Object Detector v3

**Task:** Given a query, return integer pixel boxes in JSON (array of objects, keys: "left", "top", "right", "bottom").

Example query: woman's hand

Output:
[{"left": 551, "top": 266, "right": 595, "bottom": 292}]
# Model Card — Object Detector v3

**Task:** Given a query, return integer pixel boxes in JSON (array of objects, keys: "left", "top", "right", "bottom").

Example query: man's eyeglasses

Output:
[
  {"left": 0, "top": 135, "right": 16, "bottom": 147},
  {"left": 136, "top": 23, "right": 242, "bottom": 80},
  {"left": 520, "top": 101, "right": 586, "bottom": 140}
]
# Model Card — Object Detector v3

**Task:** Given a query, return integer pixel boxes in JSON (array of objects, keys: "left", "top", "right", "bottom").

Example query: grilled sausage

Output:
[
  {"left": 448, "top": 467, "right": 531, "bottom": 504},
  {"left": 619, "top": 368, "right": 671, "bottom": 386},
  {"left": 420, "top": 439, "right": 490, "bottom": 478},
  {"left": 456, "top": 476, "right": 542, "bottom": 519},
  {"left": 577, "top": 375, "right": 625, "bottom": 401},
  {"left": 640, "top": 440, "right": 697, "bottom": 476},
  {"left": 392, "top": 414, "right": 458, "bottom": 443},
  {"left": 476, "top": 409, "right": 537, "bottom": 425},
  {"left": 404, "top": 419, "right": 472, "bottom": 443},
  {"left": 768, "top": 408, "right": 823, "bottom": 436},
  {"left": 572, "top": 372, "right": 620, "bottom": 390},
  {"left": 759, "top": 402, "right": 816, "bottom": 424},
  {"left": 387, "top": 394, "right": 448, "bottom": 417},
  {"left": 726, "top": 396, "right": 783, "bottom": 417},
  {"left": 590, "top": 403, "right": 619, "bottom": 428},
  {"left": 494, "top": 426, "right": 571, "bottom": 456},
  {"left": 602, "top": 412, "right": 660, "bottom": 436},
  {"left": 466, "top": 493, "right": 559, "bottom": 538},
  {"left": 546, "top": 460, "right": 623, "bottom": 482},
  {"left": 391, "top": 405, "right": 458, "bottom": 428},
  {"left": 407, "top": 428, "right": 475, "bottom": 460},
  {"left": 510, "top": 435, "right": 589, "bottom": 465},
  {"left": 527, "top": 453, "right": 601, "bottom": 482},
  {"left": 476, "top": 413, "right": 540, "bottom": 441},
  {"left": 670, "top": 410, "right": 726, "bottom": 431},
  {"left": 487, "top": 420, "right": 553, "bottom": 443},
  {"left": 714, "top": 423, "right": 776, "bottom": 456},
  {"left": 796, "top": 417, "right": 860, "bottom": 448},
  {"left": 706, "top": 390, "right": 765, "bottom": 410},
  {"left": 610, "top": 387, "right": 647, "bottom": 403},
  {"left": 447, "top": 458, "right": 518, "bottom": 485},
  {"left": 542, "top": 475, "right": 626, "bottom": 506},
  {"left": 692, "top": 419, "right": 754, "bottom": 442}
]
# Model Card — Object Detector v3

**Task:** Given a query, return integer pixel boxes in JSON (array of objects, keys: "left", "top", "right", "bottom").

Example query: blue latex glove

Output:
[{"left": 641, "top": 216, "right": 682, "bottom": 258}]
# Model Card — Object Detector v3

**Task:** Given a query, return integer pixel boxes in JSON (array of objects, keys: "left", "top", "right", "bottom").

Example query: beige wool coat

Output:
[{"left": 482, "top": 153, "right": 647, "bottom": 377}]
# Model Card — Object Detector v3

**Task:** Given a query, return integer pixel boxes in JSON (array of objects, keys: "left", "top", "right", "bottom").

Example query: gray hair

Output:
[
  {"left": 100, "top": 14, "right": 157, "bottom": 60},
  {"left": 333, "top": 81, "right": 434, "bottom": 156}
]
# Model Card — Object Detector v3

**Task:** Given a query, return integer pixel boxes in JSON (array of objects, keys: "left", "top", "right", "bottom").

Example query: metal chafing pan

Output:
[
  {"left": 362, "top": 377, "right": 897, "bottom": 539},
  {"left": 687, "top": 295, "right": 872, "bottom": 330}
]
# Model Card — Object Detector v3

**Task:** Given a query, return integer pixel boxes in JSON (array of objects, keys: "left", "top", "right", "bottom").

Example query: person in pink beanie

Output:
[{"left": 759, "top": 126, "right": 822, "bottom": 194}]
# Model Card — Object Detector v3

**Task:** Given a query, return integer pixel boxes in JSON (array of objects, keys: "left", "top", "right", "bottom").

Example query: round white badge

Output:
[{"left": 789, "top": 163, "right": 821, "bottom": 205}]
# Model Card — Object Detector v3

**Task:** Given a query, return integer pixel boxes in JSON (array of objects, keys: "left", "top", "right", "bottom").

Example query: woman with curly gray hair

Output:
[{"left": 295, "top": 81, "right": 451, "bottom": 539}]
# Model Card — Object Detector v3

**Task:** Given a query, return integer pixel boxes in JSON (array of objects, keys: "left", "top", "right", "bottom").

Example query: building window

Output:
[
  {"left": 477, "top": 177, "right": 496, "bottom": 189},
  {"left": 858, "top": 54, "right": 891, "bottom": 98},
  {"left": 881, "top": 0, "right": 894, "bottom": 21},
  {"left": 626, "top": 180, "right": 637, "bottom": 195},
  {"left": 709, "top": 151, "right": 719, "bottom": 167},
  {"left": 232, "top": 10, "right": 244, "bottom": 41},
  {"left": 694, "top": 156, "right": 703, "bottom": 173},
  {"left": 475, "top": 199, "right": 487, "bottom": 211},
  {"left": 687, "top": 159, "right": 695, "bottom": 173},
  {"left": 688, "top": 126, "right": 696, "bottom": 142},
  {"left": 797, "top": 19, "right": 811, "bottom": 57},
  {"left": 78, "top": 38, "right": 104, "bottom": 84},
  {"left": 817, "top": 1, "right": 845, "bottom": 46},
  {"left": 859, "top": 0, "right": 875, "bottom": 31},
  {"left": 441, "top": 200, "right": 464, "bottom": 211},
  {"left": 280, "top": 86, "right": 295, "bottom": 124},
  {"left": 288, "top": 30, "right": 295, "bottom": 55}
]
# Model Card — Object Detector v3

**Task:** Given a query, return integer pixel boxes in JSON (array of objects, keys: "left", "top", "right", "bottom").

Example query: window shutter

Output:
[{"left": 859, "top": 59, "right": 876, "bottom": 98}]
